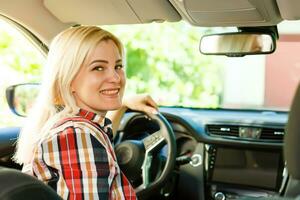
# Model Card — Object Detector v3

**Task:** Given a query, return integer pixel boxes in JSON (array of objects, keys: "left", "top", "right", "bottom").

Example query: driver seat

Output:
[
  {"left": 239, "top": 83, "right": 300, "bottom": 199},
  {"left": 0, "top": 167, "right": 62, "bottom": 200},
  {"left": 284, "top": 82, "right": 300, "bottom": 198}
]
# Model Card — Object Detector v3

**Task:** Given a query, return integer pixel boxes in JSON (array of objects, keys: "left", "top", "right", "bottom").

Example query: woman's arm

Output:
[
  {"left": 33, "top": 127, "right": 110, "bottom": 199},
  {"left": 106, "top": 94, "right": 158, "bottom": 135},
  {"left": 33, "top": 125, "right": 136, "bottom": 199}
]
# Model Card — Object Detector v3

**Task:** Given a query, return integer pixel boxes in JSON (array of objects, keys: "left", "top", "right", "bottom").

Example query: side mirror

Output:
[
  {"left": 6, "top": 83, "right": 40, "bottom": 117},
  {"left": 199, "top": 32, "right": 276, "bottom": 57}
]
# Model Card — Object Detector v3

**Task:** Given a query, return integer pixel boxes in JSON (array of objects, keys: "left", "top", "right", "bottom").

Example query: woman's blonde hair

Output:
[
  {"left": 217, "top": 34, "right": 260, "bottom": 53},
  {"left": 13, "top": 26, "right": 124, "bottom": 164}
]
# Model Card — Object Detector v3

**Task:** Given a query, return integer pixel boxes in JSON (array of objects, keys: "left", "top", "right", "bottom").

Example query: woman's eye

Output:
[
  {"left": 93, "top": 66, "right": 104, "bottom": 71},
  {"left": 115, "top": 64, "right": 123, "bottom": 70}
]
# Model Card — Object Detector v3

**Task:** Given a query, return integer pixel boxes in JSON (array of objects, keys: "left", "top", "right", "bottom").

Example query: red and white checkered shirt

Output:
[{"left": 31, "top": 109, "right": 137, "bottom": 200}]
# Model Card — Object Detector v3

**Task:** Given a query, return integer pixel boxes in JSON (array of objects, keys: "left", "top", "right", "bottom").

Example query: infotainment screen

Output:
[{"left": 211, "top": 148, "right": 283, "bottom": 190}]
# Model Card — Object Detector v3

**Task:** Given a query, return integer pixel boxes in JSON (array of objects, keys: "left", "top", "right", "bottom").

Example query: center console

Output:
[{"left": 205, "top": 145, "right": 285, "bottom": 199}]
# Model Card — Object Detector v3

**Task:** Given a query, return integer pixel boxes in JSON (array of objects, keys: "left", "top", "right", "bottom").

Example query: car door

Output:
[{"left": 0, "top": 17, "right": 45, "bottom": 169}]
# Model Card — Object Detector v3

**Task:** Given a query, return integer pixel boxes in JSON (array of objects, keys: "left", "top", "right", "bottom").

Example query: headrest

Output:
[{"left": 285, "top": 83, "right": 300, "bottom": 179}]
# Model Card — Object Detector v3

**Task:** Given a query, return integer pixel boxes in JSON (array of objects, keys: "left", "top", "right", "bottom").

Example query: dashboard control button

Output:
[
  {"left": 189, "top": 154, "right": 202, "bottom": 167},
  {"left": 214, "top": 192, "right": 225, "bottom": 200}
]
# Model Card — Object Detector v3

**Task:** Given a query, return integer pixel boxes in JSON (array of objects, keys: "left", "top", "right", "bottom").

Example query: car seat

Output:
[
  {"left": 284, "top": 83, "right": 300, "bottom": 198},
  {"left": 0, "top": 167, "right": 62, "bottom": 200}
]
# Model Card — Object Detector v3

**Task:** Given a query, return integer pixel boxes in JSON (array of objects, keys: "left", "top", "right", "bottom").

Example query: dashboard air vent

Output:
[
  {"left": 260, "top": 127, "right": 284, "bottom": 141},
  {"left": 206, "top": 125, "right": 239, "bottom": 137},
  {"left": 206, "top": 125, "right": 284, "bottom": 141}
]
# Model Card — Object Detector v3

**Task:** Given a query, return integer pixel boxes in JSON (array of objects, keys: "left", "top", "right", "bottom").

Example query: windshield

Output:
[
  {"left": 1, "top": 20, "right": 299, "bottom": 117},
  {"left": 104, "top": 21, "right": 300, "bottom": 111}
]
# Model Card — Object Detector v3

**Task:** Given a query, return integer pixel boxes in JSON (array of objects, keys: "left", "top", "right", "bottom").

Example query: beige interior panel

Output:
[
  {"left": 277, "top": 0, "right": 300, "bottom": 20},
  {"left": 44, "top": 0, "right": 140, "bottom": 25},
  {"left": 0, "top": 0, "right": 69, "bottom": 46},
  {"left": 44, "top": 0, "right": 181, "bottom": 25},
  {"left": 169, "top": 0, "right": 282, "bottom": 27},
  {"left": 186, "top": 0, "right": 253, "bottom": 11},
  {"left": 190, "top": 8, "right": 262, "bottom": 25},
  {"left": 127, "top": 0, "right": 181, "bottom": 23}
]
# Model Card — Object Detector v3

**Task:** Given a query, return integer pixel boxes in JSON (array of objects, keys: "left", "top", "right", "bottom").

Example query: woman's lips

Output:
[{"left": 100, "top": 88, "right": 120, "bottom": 95}]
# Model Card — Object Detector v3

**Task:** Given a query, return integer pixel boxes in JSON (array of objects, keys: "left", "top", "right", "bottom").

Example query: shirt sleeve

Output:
[{"left": 33, "top": 125, "right": 111, "bottom": 200}]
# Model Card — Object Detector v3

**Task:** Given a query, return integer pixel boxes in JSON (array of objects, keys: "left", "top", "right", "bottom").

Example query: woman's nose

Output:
[{"left": 107, "top": 68, "right": 121, "bottom": 82}]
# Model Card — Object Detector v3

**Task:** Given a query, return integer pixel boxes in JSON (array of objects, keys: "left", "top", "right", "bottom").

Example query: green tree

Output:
[
  {"left": 106, "top": 22, "right": 223, "bottom": 107},
  {"left": 0, "top": 21, "right": 44, "bottom": 126}
]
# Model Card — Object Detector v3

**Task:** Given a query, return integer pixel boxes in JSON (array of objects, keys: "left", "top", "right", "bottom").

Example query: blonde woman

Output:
[
  {"left": 217, "top": 34, "right": 263, "bottom": 53},
  {"left": 13, "top": 26, "right": 158, "bottom": 199}
]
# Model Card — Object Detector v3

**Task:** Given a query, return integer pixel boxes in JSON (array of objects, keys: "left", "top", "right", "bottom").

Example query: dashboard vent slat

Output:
[
  {"left": 206, "top": 125, "right": 239, "bottom": 137},
  {"left": 260, "top": 127, "right": 284, "bottom": 140}
]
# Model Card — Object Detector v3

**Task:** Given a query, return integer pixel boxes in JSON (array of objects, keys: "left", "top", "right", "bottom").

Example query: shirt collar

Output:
[
  {"left": 76, "top": 109, "right": 114, "bottom": 142},
  {"left": 76, "top": 108, "right": 112, "bottom": 128}
]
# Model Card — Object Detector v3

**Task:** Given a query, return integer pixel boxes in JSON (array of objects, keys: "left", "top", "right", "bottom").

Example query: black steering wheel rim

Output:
[{"left": 115, "top": 112, "right": 177, "bottom": 198}]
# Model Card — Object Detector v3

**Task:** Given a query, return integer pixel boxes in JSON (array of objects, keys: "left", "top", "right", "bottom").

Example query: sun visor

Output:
[
  {"left": 43, "top": 0, "right": 181, "bottom": 25},
  {"left": 169, "top": 0, "right": 282, "bottom": 27}
]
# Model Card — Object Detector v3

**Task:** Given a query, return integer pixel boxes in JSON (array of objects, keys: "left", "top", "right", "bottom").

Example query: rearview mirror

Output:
[
  {"left": 6, "top": 83, "right": 40, "bottom": 117},
  {"left": 200, "top": 32, "right": 275, "bottom": 56}
]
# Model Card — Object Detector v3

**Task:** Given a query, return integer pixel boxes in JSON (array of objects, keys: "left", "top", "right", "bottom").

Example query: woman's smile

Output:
[{"left": 100, "top": 88, "right": 120, "bottom": 96}]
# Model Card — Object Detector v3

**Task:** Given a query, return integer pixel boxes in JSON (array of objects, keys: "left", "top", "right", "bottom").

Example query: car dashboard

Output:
[
  {"left": 0, "top": 107, "right": 288, "bottom": 200},
  {"left": 120, "top": 107, "right": 288, "bottom": 200}
]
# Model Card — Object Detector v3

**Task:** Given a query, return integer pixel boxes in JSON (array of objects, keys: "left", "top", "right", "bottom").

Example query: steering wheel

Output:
[{"left": 114, "top": 112, "right": 176, "bottom": 198}]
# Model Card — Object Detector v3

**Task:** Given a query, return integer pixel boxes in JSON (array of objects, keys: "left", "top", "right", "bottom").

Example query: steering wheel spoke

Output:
[
  {"left": 143, "top": 130, "right": 165, "bottom": 151},
  {"left": 141, "top": 152, "right": 152, "bottom": 189}
]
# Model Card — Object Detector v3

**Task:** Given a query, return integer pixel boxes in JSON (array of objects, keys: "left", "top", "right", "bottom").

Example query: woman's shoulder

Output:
[
  {"left": 39, "top": 116, "right": 110, "bottom": 149},
  {"left": 36, "top": 116, "right": 96, "bottom": 142},
  {"left": 50, "top": 116, "right": 99, "bottom": 133},
  {"left": 52, "top": 116, "right": 94, "bottom": 128}
]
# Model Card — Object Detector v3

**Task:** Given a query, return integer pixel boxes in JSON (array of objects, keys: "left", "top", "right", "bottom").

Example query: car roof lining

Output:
[{"left": 0, "top": 0, "right": 300, "bottom": 46}]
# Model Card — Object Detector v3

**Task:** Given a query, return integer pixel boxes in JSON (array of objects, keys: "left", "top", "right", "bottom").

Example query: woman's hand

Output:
[
  {"left": 122, "top": 94, "right": 158, "bottom": 115},
  {"left": 107, "top": 94, "right": 158, "bottom": 135}
]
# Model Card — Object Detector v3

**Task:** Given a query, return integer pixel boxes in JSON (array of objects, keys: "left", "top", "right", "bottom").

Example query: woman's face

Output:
[{"left": 71, "top": 39, "right": 126, "bottom": 114}]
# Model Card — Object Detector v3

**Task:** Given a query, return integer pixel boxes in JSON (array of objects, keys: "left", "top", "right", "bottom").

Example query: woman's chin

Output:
[{"left": 103, "top": 103, "right": 123, "bottom": 111}]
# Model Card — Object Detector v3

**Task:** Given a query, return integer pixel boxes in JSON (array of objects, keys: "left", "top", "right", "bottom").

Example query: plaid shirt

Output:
[{"left": 31, "top": 109, "right": 137, "bottom": 200}]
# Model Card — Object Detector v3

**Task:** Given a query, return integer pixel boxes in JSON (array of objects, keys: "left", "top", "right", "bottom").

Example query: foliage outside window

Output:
[
  {"left": 0, "top": 20, "right": 222, "bottom": 126},
  {"left": 105, "top": 22, "right": 222, "bottom": 108},
  {"left": 0, "top": 20, "right": 44, "bottom": 127}
]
